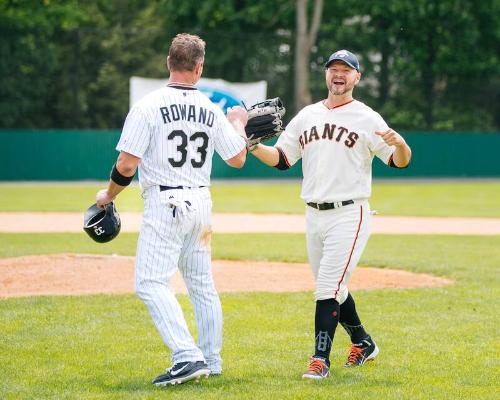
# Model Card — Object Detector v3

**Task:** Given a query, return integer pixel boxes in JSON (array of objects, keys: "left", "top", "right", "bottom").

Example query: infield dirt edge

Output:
[{"left": 0, "top": 253, "right": 453, "bottom": 299}]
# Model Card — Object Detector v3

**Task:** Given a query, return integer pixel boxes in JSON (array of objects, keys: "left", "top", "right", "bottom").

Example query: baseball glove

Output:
[{"left": 245, "top": 97, "right": 285, "bottom": 150}]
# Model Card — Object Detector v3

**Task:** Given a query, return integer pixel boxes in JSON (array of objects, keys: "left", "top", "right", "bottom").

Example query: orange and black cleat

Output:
[
  {"left": 302, "top": 356, "right": 330, "bottom": 380},
  {"left": 344, "top": 337, "right": 379, "bottom": 367}
]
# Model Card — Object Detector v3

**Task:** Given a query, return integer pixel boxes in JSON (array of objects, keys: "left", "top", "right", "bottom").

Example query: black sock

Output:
[
  {"left": 339, "top": 293, "right": 369, "bottom": 343},
  {"left": 314, "top": 298, "right": 339, "bottom": 364}
]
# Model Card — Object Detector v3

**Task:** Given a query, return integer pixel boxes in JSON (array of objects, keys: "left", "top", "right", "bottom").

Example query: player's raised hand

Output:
[
  {"left": 375, "top": 129, "right": 406, "bottom": 147},
  {"left": 227, "top": 106, "right": 249, "bottom": 126}
]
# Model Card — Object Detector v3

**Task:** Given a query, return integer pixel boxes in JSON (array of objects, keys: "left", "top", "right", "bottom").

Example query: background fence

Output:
[{"left": 1, "top": 130, "right": 499, "bottom": 180}]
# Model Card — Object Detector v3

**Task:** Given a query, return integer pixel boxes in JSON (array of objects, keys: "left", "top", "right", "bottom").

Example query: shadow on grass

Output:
[{"left": 93, "top": 374, "right": 258, "bottom": 394}]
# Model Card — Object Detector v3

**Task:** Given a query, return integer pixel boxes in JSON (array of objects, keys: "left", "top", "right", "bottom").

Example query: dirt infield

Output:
[
  {"left": 0, "top": 254, "right": 452, "bottom": 299},
  {"left": 1, "top": 212, "right": 500, "bottom": 234},
  {"left": 0, "top": 211, "right": 465, "bottom": 298}
]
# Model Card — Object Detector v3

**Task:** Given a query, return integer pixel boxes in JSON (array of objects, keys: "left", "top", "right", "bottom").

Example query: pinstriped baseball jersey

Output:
[
  {"left": 117, "top": 84, "right": 246, "bottom": 189},
  {"left": 276, "top": 100, "right": 395, "bottom": 203},
  {"left": 119, "top": 82, "right": 245, "bottom": 375}
]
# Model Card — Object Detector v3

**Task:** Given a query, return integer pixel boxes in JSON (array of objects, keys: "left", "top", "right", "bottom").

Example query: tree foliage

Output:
[
  {"left": 0, "top": 0, "right": 498, "bottom": 131},
  {"left": 294, "top": 0, "right": 323, "bottom": 111}
]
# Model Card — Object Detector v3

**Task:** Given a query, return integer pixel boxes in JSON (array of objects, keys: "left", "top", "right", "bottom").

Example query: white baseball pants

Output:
[
  {"left": 306, "top": 200, "right": 372, "bottom": 304},
  {"left": 135, "top": 186, "right": 222, "bottom": 373}
]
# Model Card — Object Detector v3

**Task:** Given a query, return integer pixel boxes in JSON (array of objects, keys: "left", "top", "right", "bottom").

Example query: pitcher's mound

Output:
[{"left": 0, "top": 254, "right": 452, "bottom": 299}]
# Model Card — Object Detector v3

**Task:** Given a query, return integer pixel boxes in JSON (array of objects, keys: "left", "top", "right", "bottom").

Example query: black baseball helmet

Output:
[{"left": 83, "top": 202, "right": 121, "bottom": 243}]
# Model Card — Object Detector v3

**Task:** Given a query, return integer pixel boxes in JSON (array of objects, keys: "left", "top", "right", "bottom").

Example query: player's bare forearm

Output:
[
  {"left": 104, "top": 180, "right": 126, "bottom": 200},
  {"left": 226, "top": 147, "right": 247, "bottom": 168},
  {"left": 392, "top": 141, "right": 412, "bottom": 167},
  {"left": 250, "top": 143, "right": 280, "bottom": 167},
  {"left": 376, "top": 129, "right": 412, "bottom": 168},
  {"left": 96, "top": 180, "right": 125, "bottom": 208},
  {"left": 96, "top": 152, "right": 140, "bottom": 207}
]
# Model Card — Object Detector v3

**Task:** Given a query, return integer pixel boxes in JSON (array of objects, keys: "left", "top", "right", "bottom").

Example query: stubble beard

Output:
[
  {"left": 327, "top": 80, "right": 354, "bottom": 96},
  {"left": 329, "top": 86, "right": 347, "bottom": 96}
]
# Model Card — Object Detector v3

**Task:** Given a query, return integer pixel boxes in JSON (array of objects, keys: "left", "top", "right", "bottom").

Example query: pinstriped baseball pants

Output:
[{"left": 135, "top": 186, "right": 222, "bottom": 373}]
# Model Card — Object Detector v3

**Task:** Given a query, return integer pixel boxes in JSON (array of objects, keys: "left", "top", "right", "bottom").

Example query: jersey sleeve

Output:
[
  {"left": 213, "top": 108, "right": 246, "bottom": 160},
  {"left": 274, "top": 114, "right": 302, "bottom": 166},
  {"left": 368, "top": 112, "right": 395, "bottom": 165},
  {"left": 116, "top": 106, "right": 152, "bottom": 158}
]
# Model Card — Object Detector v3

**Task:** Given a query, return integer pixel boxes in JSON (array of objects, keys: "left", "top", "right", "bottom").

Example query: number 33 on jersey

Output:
[{"left": 116, "top": 84, "right": 245, "bottom": 190}]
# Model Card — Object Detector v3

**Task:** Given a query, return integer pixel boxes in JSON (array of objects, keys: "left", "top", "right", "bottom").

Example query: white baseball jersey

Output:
[
  {"left": 276, "top": 99, "right": 398, "bottom": 305},
  {"left": 118, "top": 83, "right": 245, "bottom": 374},
  {"left": 117, "top": 84, "right": 246, "bottom": 189},
  {"left": 276, "top": 99, "right": 395, "bottom": 203}
]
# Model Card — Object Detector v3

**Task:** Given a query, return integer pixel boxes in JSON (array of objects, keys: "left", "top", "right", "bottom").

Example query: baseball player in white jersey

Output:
[
  {"left": 95, "top": 33, "right": 248, "bottom": 386},
  {"left": 250, "top": 49, "right": 412, "bottom": 379}
]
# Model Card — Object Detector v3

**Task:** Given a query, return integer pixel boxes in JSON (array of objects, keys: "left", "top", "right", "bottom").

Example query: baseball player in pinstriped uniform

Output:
[
  {"left": 250, "top": 49, "right": 412, "bottom": 379},
  {"left": 95, "top": 33, "right": 248, "bottom": 386}
]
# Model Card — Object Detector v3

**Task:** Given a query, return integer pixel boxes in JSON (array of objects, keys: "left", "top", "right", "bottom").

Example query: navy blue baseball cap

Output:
[{"left": 324, "top": 50, "right": 360, "bottom": 71}]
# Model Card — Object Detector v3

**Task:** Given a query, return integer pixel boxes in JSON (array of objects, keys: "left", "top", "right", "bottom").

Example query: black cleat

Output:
[
  {"left": 153, "top": 361, "right": 210, "bottom": 386},
  {"left": 344, "top": 337, "right": 379, "bottom": 367}
]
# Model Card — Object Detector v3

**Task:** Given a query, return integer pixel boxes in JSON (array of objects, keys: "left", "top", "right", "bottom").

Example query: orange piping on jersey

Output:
[
  {"left": 276, "top": 146, "right": 291, "bottom": 168},
  {"left": 333, "top": 205, "right": 363, "bottom": 300},
  {"left": 322, "top": 99, "right": 355, "bottom": 110}
]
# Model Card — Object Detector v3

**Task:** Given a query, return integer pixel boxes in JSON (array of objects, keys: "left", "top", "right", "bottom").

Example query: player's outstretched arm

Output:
[
  {"left": 250, "top": 143, "right": 280, "bottom": 167},
  {"left": 96, "top": 151, "right": 140, "bottom": 208},
  {"left": 226, "top": 106, "right": 248, "bottom": 168}
]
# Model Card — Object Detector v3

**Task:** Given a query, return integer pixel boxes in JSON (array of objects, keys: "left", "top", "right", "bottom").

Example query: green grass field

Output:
[
  {"left": 1, "top": 182, "right": 499, "bottom": 399},
  {"left": 1, "top": 180, "right": 500, "bottom": 217}
]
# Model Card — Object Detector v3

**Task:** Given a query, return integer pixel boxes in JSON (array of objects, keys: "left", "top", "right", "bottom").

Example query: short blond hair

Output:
[{"left": 167, "top": 33, "right": 205, "bottom": 72}]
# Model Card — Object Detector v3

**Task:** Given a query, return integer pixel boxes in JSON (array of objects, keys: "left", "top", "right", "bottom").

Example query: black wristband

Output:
[
  {"left": 110, "top": 164, "right": 134, "bottom": 186},
  {"left": 274, "top": 147, "right": 291, "bottom": 170}
]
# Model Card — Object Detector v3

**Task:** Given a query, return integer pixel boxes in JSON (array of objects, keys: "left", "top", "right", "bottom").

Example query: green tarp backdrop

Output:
[{"left": 1, "top": 130, "right": 499, "bottom": 180}]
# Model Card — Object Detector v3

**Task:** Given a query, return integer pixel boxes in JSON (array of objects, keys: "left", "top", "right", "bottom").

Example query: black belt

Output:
[
  {"left": 307, "top": 200, "right": 354, "bottom": 210},
  {"left": 159, "top": 185, "right": 205, "bottom": 191}
]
